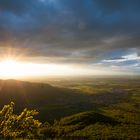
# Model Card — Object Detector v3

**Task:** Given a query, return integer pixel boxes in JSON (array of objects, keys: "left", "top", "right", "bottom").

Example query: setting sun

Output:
[
  {"left": 0, "top": 58, "right": 120, "bottom": 78},
  {"left": 0, "top": 59, "right": 26, "bottom": 77},
  {"left": 0, "top": 59, "right": 82, "bottom": 78}
]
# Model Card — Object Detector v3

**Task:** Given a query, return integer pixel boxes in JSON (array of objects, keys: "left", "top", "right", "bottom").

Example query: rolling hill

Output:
[{"left": 0, "top": 79, "right": 129, "bottom": 122}]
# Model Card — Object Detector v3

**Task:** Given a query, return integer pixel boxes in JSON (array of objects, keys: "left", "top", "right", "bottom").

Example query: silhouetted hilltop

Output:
[
  {"left": 0, "top": 79, "right": 129, "bottom": 122},
  {"left": 0, "top": 79, "right": 94, "bottom": 121}
]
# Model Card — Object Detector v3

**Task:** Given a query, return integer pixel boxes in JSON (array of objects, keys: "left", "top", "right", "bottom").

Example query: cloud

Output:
[
  {"left": 0, "top": 0, "right": 140, "bottom": 75},
  {"left": 102, "top": 53, "right": 140, "bottom": 63},
  {"left": 0, "top": 0, "right": 37, "bottom": 15}
]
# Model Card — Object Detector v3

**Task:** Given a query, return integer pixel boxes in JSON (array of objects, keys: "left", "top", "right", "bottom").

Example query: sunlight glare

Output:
[
  {"left": 0, "top": 59, "right": 78, "bottom": 78},
  {"left": 0, "top": 59, "right": 113, "bottom": 78}
]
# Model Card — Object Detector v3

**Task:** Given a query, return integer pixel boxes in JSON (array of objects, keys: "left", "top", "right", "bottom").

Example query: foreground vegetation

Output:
[{"left": 0, "top": 101, "right": 139, "bottom": 139}]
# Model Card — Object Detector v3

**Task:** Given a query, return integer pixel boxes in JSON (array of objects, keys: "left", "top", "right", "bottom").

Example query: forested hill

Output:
[
  {"left": 0, "top": 79, "right": 89, "bottom": 119},
  {"left": 0, "top": 79, "right": 129, "bottom": 122}
]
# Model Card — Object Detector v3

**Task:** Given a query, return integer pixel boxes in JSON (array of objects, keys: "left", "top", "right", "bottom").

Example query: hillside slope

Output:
[
  {"left": 49, "top": 110, "right": 140, "bottom": 139},
  {"left": 0, "top": 79, "right": 129, "bottom": 121}
]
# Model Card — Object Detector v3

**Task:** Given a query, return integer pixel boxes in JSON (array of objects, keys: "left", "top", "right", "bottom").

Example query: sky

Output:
[{"left": 0, "top": 0, "right": 140, "bottom": 76}]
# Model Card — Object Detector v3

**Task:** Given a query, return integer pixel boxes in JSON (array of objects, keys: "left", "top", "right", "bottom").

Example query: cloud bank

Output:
[{"left": 0, "top": 0, "right": 140, "bottom": 75}]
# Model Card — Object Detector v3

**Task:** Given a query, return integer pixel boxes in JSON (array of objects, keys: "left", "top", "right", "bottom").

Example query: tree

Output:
[{"left": 0, "top": 102, "right": 42, "bottom": 138}]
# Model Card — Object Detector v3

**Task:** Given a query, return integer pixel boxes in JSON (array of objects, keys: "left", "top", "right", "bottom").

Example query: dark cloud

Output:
[
  {"left": 0, "top": 0, "right": 140, "bottom": 71},
  {"left": 0, "top": 0, "right": 36, "bottom": 15}
]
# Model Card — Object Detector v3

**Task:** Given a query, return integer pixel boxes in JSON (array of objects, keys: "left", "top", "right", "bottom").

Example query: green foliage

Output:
[
  {"left": 0, "top": 100, "right": 140, "bottom": 139},
  {"left": 0, "top": 102, "right": 42, "bottom": 138},
  {"left": 49, "top": 109, "right": 140, "bottom": 139}
]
